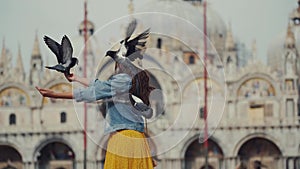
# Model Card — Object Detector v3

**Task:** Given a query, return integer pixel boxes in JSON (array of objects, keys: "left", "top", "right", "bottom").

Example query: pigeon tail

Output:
[{"left": 45, "top": 64, "right": 66, "bottom": 73}]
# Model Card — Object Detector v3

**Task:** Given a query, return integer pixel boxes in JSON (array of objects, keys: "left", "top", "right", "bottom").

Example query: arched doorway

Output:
[
  {"left": 35, "top": 141, "right": 75, "bottom": 169},
  {"left": 237, "top": 137, "right": 282, "bottom": 169},
  {"left": 0, "top": 145, "right": 22, "bottom": 169},
  {"left": 184, "top": 139, "right": 223, "bottom": 169},
  {"left": 200, "top": 165, "right": 214, "bottom": 169}
]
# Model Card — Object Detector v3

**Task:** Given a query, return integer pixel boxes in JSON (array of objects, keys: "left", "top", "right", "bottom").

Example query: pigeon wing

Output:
[
  {"left": 125, "top": 19, "right": 137, "bottom": 39},
  {"left": 125, "top": 28, "right": 150, "bottom": 61},
  {"left": 44, "top": 36, "right": 63, "bottom": 64},
  {"left": 61, "top": 35, "right": 73, "bottom": 64}
]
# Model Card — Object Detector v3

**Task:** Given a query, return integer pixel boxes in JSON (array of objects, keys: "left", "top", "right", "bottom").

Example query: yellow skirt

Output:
[{"left": 104, "top": 130, "right": 154, "bottom": 169}]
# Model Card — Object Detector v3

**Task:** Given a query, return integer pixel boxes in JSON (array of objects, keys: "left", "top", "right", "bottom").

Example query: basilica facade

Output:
[{"left": 0, "top": 0, "right": 299, "bottom": 169}]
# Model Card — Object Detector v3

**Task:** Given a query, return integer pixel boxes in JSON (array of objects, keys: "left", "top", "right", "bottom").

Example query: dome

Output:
[
  {"left": 194, "top": 2, "right": 227, "bottom": 36},
  {"left": 78, "top": 20, "right": 95, "bottom": 36},
  {"left": 135, "top": 0, "right": 226, "bottom": 37},
  {"left": 132, "top": 0, "right": 227, "bottom": 56},
  {"left": 72, "top": 20, "right": 102, "bottom": 78}
]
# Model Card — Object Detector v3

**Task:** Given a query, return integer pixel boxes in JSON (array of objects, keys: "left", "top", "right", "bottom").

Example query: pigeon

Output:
[
  {"left": 253, "top": 160, "right": 268, "bottom": 169},
  {"left": 105, "top": 19, "right": 150, "bottom": 62},
  {"left": 123, "top": 19, "right": 150, "bottom": 61},
  {"left": 131, "top": 94, "right": 153, "bottom": 119},
  {"left": 44, "top": 35, "right": 78, "bottom": 75}
]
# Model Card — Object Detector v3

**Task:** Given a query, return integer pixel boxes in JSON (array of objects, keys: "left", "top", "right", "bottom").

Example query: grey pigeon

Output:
[{"left": 44, "top": 35, "right": 78, "bottom": 75}]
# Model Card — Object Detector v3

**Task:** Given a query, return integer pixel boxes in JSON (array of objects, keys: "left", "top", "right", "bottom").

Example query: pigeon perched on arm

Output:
[{"left": 44, "top": 35, "right": 78, "bottom": 75}]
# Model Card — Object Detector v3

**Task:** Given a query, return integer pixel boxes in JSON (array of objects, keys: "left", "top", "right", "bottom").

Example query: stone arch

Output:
[
  {"left": 182, "top": 135, "right": 224, "bottom": 169},
  {"left": 182, "top": 76, "right": 225, "bottom": 99},
  {"left": 33, "top": 138, "right": 76, "bottom": 169},
  {"left": 0, "top": 144, "right": 23, "bottom": 169},
  {"left": 233, "top": 133, "right": 282, "bottom": 156},
  {"left": 181, "top": 134, "right": 201, "bottom": 159},
  {"left": 234, "top": 134, "right": 282, "bottom": 169},
  {"left": 33, "top": 137, "right": 76, "bottom": 160}
]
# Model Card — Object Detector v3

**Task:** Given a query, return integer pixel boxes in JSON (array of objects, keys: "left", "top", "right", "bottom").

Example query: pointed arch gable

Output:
[
  {"left": 234, "top": 73, "right": 281, "bottom": 98},
  {"left": 0, "top": 83, "right": 31, "bottom": 107}
]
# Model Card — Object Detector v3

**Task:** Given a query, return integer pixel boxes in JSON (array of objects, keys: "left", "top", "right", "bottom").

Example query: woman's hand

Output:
[
  {"left": 35, "top": 86, "right": 74, "bottom": 99},
  {"left": 65, "top": 73, "right": 90, "bottom": 87},
  {"left": 64, "top": 73, "right": 77, "bottom": 82},
  {"left": 35, "top": 87, "right": 55, "bottom": 98}
]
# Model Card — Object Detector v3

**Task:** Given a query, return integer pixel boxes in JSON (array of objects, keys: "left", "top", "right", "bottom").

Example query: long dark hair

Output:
[
  {"left": 129, "top": 70, "right": 155, "bottom": 106},
  {"left": 115, "top": 63, "right": 154, "bottom": 106}
]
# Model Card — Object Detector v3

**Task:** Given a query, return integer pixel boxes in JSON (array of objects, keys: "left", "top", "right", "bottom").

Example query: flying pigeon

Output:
[
  {"left": 44, "top": 35, "right": 78, "bottom": 75},
  {"left": 105, "top": 19, "right": 150, "bottom": 62},
  {"left": 124, "top": 19, "right": 150, "bottom": 61}
]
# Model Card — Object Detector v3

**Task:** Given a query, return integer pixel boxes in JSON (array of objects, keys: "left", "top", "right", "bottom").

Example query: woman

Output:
[{"left": 36, "top": 63, "right": 155, "bottom": 169}]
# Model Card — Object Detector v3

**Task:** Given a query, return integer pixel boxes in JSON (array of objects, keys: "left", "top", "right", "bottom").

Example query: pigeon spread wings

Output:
[
  {"left": 125, "top": 19, "right": 137, "bottom": 40},
  {"left": 44, "top": 35, "right": 73, "bottom": 65},
  {"left": 61, "top": 35, "right": 73, "bottom": 64},
  {"left": 44, "top": 36, "right": 64, "bottom": 64},
  {"left": 125, "top": 28, "right": 150, "bottom": 61}
]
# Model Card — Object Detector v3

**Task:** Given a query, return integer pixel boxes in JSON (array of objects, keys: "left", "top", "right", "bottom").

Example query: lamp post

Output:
[
  {"left": 203, "top": 1, "right": 209, "bottom": 169},
  {"left": 83, "top": 0, "right": 88, "bottom": 169}
]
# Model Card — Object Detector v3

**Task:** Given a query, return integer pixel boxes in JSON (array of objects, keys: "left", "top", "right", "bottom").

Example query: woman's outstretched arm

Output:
[
  {"left": 36, "top": 87, "right": 74, "bottom": 99},
  {"left": 65, "top": 73, "right": 90, "bottom": 87}
]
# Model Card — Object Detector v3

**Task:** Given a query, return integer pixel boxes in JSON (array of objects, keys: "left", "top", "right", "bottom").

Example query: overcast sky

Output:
[{"left": 0, "top": 0, "right": 296, "bottom": 71}]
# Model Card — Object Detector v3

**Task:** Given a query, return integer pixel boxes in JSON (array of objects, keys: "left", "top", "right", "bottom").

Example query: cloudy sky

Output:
[{"left": 0, "top": 0, "right": 296, "bottom": 71}]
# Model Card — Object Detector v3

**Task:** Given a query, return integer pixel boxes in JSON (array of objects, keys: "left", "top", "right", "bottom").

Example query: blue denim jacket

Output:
[{"left": 73, "top": 73, "right": 144, "bottom": 134}]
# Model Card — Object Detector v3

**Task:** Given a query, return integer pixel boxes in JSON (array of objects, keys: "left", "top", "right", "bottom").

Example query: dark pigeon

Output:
[
  {"left": 44, "top": 35, "right": 78, "bottom": 75},
  {"left": 105, "top": 18, "right": 150, "bottom": 62},
  {"left": 253, "top": 160, "right": 268, "bottom": 169}
]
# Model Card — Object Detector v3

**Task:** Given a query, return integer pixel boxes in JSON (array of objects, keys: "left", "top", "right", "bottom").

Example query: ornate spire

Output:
[
  {"left": 0, "top": 38, "right": 7, "bottom": 68},
  {"left": 15, "top": 44, "right": 25, "bottom": 75},
  {"left": 31, "top": 31, "right": 41, "bottom": 59},
  {"left": 43, "top": 55, "right": 52, "bottom": 82},
  {"left": 128, "top": 0, "right": 134, "bottom": 15},
  {"left": 225, "top": 22, "right": 235, "bottom": 51},
  {"left": 29, "top": 31, "right": 43, "bottom": 86},
  {"left": 285, "top": 24, "right": 295, "bottom": 49},
  {"left": 289, "top": 0, "right": 300, "bottom": 25},
  {"left": 251, "top": 39, "right": 257, "bottom": 60}
]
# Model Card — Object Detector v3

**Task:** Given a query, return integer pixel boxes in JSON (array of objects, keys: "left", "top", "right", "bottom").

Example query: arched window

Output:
[
  {"left": 199, "top": 107, "right": 204, "bottom": 119},
  {"left": 9, "top": 114, "right": 16, "bottom": 125},
  {"left": 157, "top": 38, "right": 162, "bottom": 49},
  {"left": 189, "top": 55, "right": 195, "bottom": 64},
  {"left": 90, "top": 29, "right": 94, "bottom": 35},
  {"left": 60, "top": 112, "right": 67, "bottom": 123}
]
